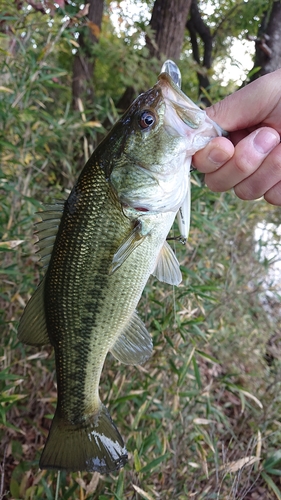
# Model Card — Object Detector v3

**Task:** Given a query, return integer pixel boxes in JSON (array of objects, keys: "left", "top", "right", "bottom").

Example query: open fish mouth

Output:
[
  {"left": 158, "top": 72, "right": 223, "bottom": 153},
  {"left": 160, "top": 73, "right": 206, "bottom": 130}
]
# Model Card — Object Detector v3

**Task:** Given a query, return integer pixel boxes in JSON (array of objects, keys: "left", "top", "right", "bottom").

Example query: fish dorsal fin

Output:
[
  {"left": 109, "top": 221, "right": 145, "bottom": 274},
  {"left": 35, "top": 201, "right": 65, "bottom": 268},
  {"left": 110, "top": 311, "right": 153, "bottom": 365},
  {"left": 152, "top": 240, "right": 182, "bottom": 286},
  {"left": 18, "top": 275, "right": 50, "bottom": 346}
]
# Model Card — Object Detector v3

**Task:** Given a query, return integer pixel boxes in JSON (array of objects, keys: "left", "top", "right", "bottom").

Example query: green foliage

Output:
[
  {"left": 93, "top": 24, "right": 159, "bottom": 104},
  {"left": 1, "top": 1, "right": 281, "bottom": 499}
]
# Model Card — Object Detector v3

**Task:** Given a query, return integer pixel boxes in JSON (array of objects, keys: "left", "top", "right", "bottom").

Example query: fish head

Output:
[{"left": 102, "top": 72, "right": 223, "bottom": 213}]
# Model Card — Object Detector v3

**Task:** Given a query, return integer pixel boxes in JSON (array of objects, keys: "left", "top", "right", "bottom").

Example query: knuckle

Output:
[
  {"left": 234, "top": 152, "right": 254, "bottom": 175},
  {"left": 205, "top": 174, "right": 223, "bottom": 192},
  {"left": 270, "top": 146, "right": 281, "bottom": 170},
  {"left": 264, "top": 184, "right": 281, "bottom": 206},
  {"left": 207, "top": 101, "right": 225, "bottom": 124},
  {"left": 234, "top": 184, "right": 254, "bottom": 201}
]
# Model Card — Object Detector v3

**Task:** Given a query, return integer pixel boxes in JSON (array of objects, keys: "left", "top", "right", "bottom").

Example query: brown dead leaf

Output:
[
  {"left": 0, "top": 240, "right": 24, "bottom": 249},
  {"left": 76, "top": 3, "right": 89, "bottom": 18},
  {"left": 87, "top": 21, "right": 101, "bottom": 39},
  {"left": 222, "top": 455, "right": 259, "bottom": 473},
  {"left": 86, "top": 472, "right": 100, "bottom": 495}
]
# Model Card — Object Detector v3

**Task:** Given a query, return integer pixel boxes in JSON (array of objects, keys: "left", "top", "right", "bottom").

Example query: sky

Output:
[{"left": 215, "top": 38, "right": 255, "bottom": 87}]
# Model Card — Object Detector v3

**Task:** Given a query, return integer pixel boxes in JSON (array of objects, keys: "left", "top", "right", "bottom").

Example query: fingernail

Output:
[
  {"left": 208, "top": 147, "right": 231, "bottom": 166},
  {"left": 253, "top": 129, "right": 279, "bottom": 154}
]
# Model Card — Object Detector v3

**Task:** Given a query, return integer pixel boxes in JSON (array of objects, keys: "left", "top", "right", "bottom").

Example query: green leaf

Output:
[
  {"left": 140, "top": 453, "right": 170, "bottom": 474},
  {"left": 133, "top": 449, "right": 142, "bottom": 473},
  {"left": 265, "top": 469, "right": 281, "bottom": 477},
  {"left": 262, "top": 471, "right": 281, "bottom": 500},
  {"left": 41, "top": 478, "right": 54, "bottom": 500},
  {"left": 192, "top": 355, "right": 202, "bottom": 389},
  {"left": 10, "top": 478, "right": 20, "bottom": 498},
  {"left": 115, "top": 469, "right": 124, "bottom": 498},
  {"left": 263, "top": 451, "right": 281, "bottom": 472},
  {"left": 196, "top": 350, "right": 220, "bottom": 365}
]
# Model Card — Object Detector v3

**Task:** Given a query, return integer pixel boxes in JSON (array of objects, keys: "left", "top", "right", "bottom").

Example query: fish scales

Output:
[
  {"left": 18, "top": 68, "right": 223, "bottom": 473},
  {"left": 45, "top": 159, "right": 171, "bottom": 420}
]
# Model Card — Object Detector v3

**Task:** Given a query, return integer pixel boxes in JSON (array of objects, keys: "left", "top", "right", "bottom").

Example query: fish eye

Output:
[{"left": 139, "top": 110, "right": 156, "bottom": 130}]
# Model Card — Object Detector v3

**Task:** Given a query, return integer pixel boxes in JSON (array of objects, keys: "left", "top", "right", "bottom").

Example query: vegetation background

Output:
[{"left": 1, "top": 0, "right": 281, "bottom": 498}]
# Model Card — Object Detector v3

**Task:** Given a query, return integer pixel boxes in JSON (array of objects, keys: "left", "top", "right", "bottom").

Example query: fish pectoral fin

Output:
[
  {"left": 18, "top": 275, "right": 50, "bottom": 346},
  {"left": 39, "top": 404, "right": 128, "bottom": 473},
  {"left": 152, "top": 240, "right": 182, "bottom": 286},
  {"left": 109, "top": 221, "right": 145, "bottom": 274},
  {"left": 110, "top": 311, "right": 153, "bottom": 365}
]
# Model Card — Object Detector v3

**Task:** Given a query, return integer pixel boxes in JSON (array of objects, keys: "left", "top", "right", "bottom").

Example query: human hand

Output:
[{"left": 192, "top": 68, "right": 281, "bottom": 206}]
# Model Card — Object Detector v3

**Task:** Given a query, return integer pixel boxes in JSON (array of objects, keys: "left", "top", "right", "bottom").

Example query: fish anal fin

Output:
[
  {"left": 39, "top": 405, "right": 128, "bottom": 473},
  {"left": 110, "top": 311, "right": 152, "bottom": 365},
  {"left": 152, "top": 240, "right": 182, "bottom": 286},
  {"left": 109, "top": 221, "right": 145, "bottom": 274},
  {"left": 18, "top": 276, "right": 50, "bottom": 346}
]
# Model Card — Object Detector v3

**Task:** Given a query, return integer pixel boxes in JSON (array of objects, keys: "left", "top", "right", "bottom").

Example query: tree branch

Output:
[{"left": 186, "top": 0, "right": 213, "bottom": 104}]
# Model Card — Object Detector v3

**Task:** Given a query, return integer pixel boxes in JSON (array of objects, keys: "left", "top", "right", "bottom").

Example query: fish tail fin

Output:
[{"left": 39, "top": 404, "right": 128, "bottom": 473}]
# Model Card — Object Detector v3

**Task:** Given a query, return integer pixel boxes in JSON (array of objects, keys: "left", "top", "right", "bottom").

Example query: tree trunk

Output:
[
  {"left": 146, "top": 0, "right": 192, "bottom": 60},
  {"left": 72, "top": 0, "right": 104, "bottom": 110},
  {"left": 250, "top": 0, "right": 281, "bottom": 80}
]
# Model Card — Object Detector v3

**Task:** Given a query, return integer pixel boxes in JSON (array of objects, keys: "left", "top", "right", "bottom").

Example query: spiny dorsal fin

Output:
[
  {"left": 110, "top": 311, "right": 153, "bottom": 365},
  {"left": 18, "top": 275, "right": 50, "bottom": 346},
  {"left": 152, "top": 240, "right": 182, "bottom": 286},
  {"left": 35, "top": 201, "right": 65, "bottom": 268},
  {"left": 109, "top": 221, "right": 145, "bottom": 274}
]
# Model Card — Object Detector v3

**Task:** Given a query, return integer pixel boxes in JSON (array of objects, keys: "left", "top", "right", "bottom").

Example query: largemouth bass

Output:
[{"left": 18, "top": 66, "right": 223, "bottom": 473}]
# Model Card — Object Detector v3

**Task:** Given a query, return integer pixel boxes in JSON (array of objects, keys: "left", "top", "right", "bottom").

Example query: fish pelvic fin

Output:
[
  {"left": 110, "top": 311, "right": 153, "bottom": 365},
  {"left": 39, "top": 405, "right": 128, "bottom": 473},
  {"left": 152, "top": 240, "right": 182, "bottom": 286},
  {"left": 18, "top": 275, "right": 50, "bottom": 346}
]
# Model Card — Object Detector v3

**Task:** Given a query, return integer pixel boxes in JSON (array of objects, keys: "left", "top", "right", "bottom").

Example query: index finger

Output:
[{"left": 206, "top": 69, "right": 281, "bottom": 133}]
